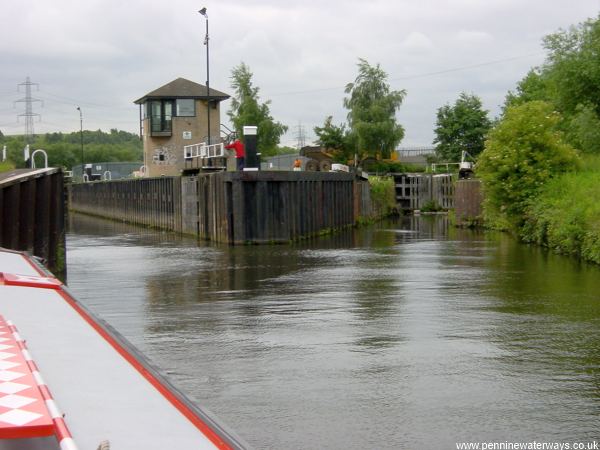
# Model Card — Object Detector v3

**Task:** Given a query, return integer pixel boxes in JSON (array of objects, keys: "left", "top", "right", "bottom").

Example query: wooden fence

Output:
[{"left": 0, "top": 168, "right": 66, "bottom": 278}]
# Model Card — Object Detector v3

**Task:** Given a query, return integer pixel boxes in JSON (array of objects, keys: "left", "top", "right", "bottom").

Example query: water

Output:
[{"left": 65, "top": 214, "right": 600, "bottom": 449}]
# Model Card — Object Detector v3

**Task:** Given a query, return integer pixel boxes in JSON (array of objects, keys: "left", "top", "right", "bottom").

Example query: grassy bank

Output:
[
  {"left": 0, "top": 161, "right": 15, "bottom": 173},
  {"left": 520, "top": 156, "right": 600, "bottom": 264}
]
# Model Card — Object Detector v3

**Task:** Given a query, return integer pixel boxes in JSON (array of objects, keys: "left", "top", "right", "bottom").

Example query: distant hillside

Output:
[{"left": 0, "top": 129, "right": 142, "bottom": 169}]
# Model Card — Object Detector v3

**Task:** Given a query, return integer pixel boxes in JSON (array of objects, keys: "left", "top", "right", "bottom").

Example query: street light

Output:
[
  {"left": 199, "top": 7, "right": 210, "bottom": 146},
  {"left": 76, "top": 106, "right": 83, "bottom": 180}
]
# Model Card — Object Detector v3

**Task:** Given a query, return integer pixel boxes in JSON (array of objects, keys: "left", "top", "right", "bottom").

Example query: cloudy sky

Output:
[{"left": 1, "top": 0, "right": 599, "bottom": 147}]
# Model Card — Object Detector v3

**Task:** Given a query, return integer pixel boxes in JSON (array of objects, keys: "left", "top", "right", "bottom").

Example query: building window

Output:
[
  {"left": 150, "top": 100, "right": 173, "bottom": 135},
  {"left": 176, "top": 99, "right": 195, "bottom": 117}
]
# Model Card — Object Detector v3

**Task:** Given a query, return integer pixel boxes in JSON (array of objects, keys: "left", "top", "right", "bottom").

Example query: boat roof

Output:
[{"left": 0, "top": 248, "right": 247, "bottom": 450}]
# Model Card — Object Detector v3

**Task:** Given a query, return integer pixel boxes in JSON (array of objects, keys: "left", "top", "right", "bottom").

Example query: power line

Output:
[
  {"left": 0, "top": 91, "right": 18, "bottom": 100},
  {"left": 389, "top": 52, "right": 544, "bottom": 82},
  {"left": 38, "top": 90, "right": 134, "bottom": 110},
  {"left": 0, "top": 122, "right": 20, "bottom": 128},
  {"left": 267, "top": 52, "right": 544, "bottom": 97}
]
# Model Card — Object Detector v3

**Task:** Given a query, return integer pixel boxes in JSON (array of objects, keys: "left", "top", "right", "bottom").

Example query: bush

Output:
[
  {"left": 420, "top": 200, "right": 442, "bottom": 212},
  {"left": 362, "top": 159, "right": 425, "bottom": 174},
  {"left": 368, "top": 176, "right": 397, "bottom": 217},
  {"left": 477, "top": 101, "right": 579, "bottom": 229}
]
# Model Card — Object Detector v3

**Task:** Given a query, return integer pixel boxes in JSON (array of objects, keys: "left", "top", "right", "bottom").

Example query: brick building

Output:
[{"left": 134, "top": 78, "right": 229, "bottom": 177}]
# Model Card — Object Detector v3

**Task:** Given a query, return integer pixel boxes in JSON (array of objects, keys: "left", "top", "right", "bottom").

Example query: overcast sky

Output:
[{"left": 1, "top": 0, "right": 599, "bottom": 147}]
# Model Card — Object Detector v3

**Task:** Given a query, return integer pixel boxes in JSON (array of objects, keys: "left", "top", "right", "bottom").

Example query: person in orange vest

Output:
[
  {"left": 225, "top": 139, "right": 245, "bottom": 170},
  {"left": 293, "top": 158, "right": 302, "bottom": 171}
]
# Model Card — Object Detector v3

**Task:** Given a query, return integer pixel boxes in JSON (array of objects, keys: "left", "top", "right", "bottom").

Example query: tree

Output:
[
  {"left": 501, "top": 17, "right": 600, "bottom": 155},
  {"left": 543, "top": 17, "right": 600, "bottom": 116},
  {"left": 503, "top": 69, "right": 550, "bottom": 113},
  {"left": 0, "top": 129, "right": 142, "bottom": 169},
  {"left": 313, "top": 116, "right": 353, "bottom": 162},
  {"left": 433, "top": 92, "right": 491, "bottom": 162},
  {"left": 228, "top": 62, "right": 288, "bottom": 157},
  {"left": 314, "top": 116, "right": 346, "bottom": 150},
  {"left": 477, "top": 101, "right": 579, "bottom": 228},
  {"left": 343, "top": 59, "right": 406, "bottom": 159},
  {"left": 565, "top": 103, "right": 600, "bottom": 154}
]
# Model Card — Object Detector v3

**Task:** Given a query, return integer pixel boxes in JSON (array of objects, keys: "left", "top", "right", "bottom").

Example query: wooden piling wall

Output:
[
  {"left": 0, "top": 168, "right": 66, "bottom": 277},
  {"left": 70, "top": 171, "right": 370, "bottom": 244},
  {"left": 454, "top": 179, "right": 483, "bottom": 226},
  {"left": 70, "top": 177, "right": 182, "bottom": 232},
  {"left": 192, "top": 171, "right": 363, "bottom": 244}
]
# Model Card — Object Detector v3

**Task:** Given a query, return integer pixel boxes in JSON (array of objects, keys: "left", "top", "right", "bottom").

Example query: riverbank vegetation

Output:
[
  {"left": 368, "top": 176, "right": 397, "bottom": 219},
  {"left": 477, "top": 15, "right": 600, "bottom": 264},
  {"left": 520, "top": 155, "right": 600, "bottom": 264}
]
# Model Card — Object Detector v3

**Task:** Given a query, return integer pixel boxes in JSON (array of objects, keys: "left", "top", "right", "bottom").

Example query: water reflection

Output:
[{"left": 66, "top": 213, "right": 600, "bottom": 449}]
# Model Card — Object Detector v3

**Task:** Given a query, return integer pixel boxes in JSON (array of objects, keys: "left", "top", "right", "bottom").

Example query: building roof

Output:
[{"left": 134, "top": 77, "right": 230, "bottom": 104}]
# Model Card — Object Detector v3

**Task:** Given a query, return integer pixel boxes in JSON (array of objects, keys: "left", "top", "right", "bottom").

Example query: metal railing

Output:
[
  {"left": 31, "top": 149, "right": 49, "bottom": 169},
  {"left": 430, "top": 162, "right": 460, "bottom": 172},
  {"left": 396, "top": 147, "right": 435, "bottom": 157},
  {"left": 183, "top": 142, "right": 225, "bottom": 160}
]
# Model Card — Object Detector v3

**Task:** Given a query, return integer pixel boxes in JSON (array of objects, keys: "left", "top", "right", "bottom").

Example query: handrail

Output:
[
  {"left": 430, "top": 162, "right": 460, "bottom": 173},
  {"left": 397, "top": 147, "right": 435, "bottom": 157},
  {"left": 183, "top": 142, "right": 225, "bottom": 160},
  {"left": 31, "top": 149, "right": 48, "bottom": 169}
]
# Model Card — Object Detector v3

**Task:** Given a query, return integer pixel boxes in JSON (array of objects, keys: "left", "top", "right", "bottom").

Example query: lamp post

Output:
[
  {"left": 76, "top": 106, "right": 83, "bottom": 180},
  {"left": 199, "top": 7, "right": 210, "bottom": 146}
]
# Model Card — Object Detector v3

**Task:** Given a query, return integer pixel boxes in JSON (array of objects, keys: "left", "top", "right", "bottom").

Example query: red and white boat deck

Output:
[{"left": 0, "top": 248, "right": 247, "bottom": 450}]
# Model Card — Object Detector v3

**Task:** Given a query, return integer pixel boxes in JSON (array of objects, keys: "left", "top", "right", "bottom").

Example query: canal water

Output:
[{"left": 66, "top": 213, "right": 600, "bottom": 449}]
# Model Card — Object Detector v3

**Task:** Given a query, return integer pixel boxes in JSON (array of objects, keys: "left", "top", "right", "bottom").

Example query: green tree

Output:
[
  {"left": 565, "top": 103, "right": 600, "bottom": 154},
  {"left": 477, "top": 101, "right": 579, "bottom": 228},
  {"left": 500, "top": 17, "right": 600, "bottom": 155},
  {"left": 228, "top": 62, "right": 288, "bottom": 157},
  {"left": 343, "top": 59, "right": 406, "bottom": 159},
  {"left": 503, "top": 69, "right": 550, "bottom": 113},
  {"left": 433, "top": 92, "right": 492, "bottom": 162},
  {"left": 313, "top": 116, "right": 354, "bottom": 162},
  {"left": 543, "top": 17, "right": 600, "bottom": 116},
  {"left": 314, "top": 116, "right": 346, "bottom": 150}
]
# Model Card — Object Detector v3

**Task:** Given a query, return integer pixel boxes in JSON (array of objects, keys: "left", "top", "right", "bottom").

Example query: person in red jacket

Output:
[{"left": 225, "top": 139, "right": 245, "bottom": 170}]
